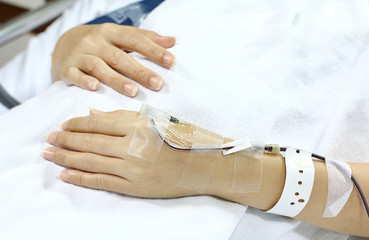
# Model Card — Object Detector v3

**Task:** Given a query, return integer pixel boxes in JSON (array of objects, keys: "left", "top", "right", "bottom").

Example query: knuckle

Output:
[
  {"left": 117, "top": 139, "right": 129, "bottom": 157},
  {"left": 64, "top": 67, "right": 74, "bottom": 80},
  {"left": 83, "top": 134, "right": 93, "bottom": 152},
  {"left": 117, "top": 162, "right": 128, "bottom": 175},
  {"left": 97, "top": 23, "right": 114, "bottom": 34},
  {"left": 80, "top": 35, "right": 95, "bottom": 48},
  {"left": 151, "top": 47, "right": 163, "bottom": 59},
  {"left": 61, "top": 67, "right": 74, "bottom": 84},
  {"left": 128, "top": 36, "right": 140, "bottom": 49},
  {"left": 85, "top": 58, "right": 101, "bottom": 74},
  {"left": 56, "top": 132, "right": 66, "bottom": 146},
  {"left": 88, "top": 117, "right": 100, "bottom": 131},
  {"left": 55, "top": 150, "right": 67, "bottom": 165},
  {"left": 96, "top": 175, "right": 106, "bottom": 189},
  {"left": 109, "top": 74, "right": 124, "bottom": 90},
  {"left": 123, "top": 25, "right": 134, "bottom": 31},
  {"left": 82, "top": 153, "right": 95, "bottom": 171},
  {"left": 110, "top": 50, "right": 125, "bottom": 67},
  {"left": 69, "top": 48, "right": 81, "bottom": 57},
  {"left": 133, "top": 67, "right": 146, "bottom": 81},
  {"left": 132, "top": 166, "right": 144, "bottom": 178},
  {"left": 76, "top": 174, "right": 84, "bottom": 186}
]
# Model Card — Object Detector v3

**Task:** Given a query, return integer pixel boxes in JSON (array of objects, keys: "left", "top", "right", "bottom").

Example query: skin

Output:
[
  {"left": 43, "top": 109, "right": 369, "bottom": 237},
  {"left": 52, "top": 24, "right": 176, "bottom": 97}
]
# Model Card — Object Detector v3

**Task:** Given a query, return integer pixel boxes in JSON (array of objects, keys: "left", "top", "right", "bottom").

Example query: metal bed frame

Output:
[{"left": 0, "top": 0, "right": 74, "bottom": 109}]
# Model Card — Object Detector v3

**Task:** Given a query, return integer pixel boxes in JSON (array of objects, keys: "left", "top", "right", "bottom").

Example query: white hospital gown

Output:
[{"left": 0, "top": 0, "right": 368, "bottom": 239}]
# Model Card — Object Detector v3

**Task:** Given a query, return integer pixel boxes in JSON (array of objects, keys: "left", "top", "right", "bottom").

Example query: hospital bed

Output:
[{"left": 0, "top": 0, "right": 368, "bottom": 239}]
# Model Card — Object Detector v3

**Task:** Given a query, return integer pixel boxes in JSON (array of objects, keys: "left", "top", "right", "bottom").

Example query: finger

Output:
[
  {"left": 58, "top": 169, "right": 132, "bottom": 194},
  {"left": 140, "top": 29, "right": 176, "bottom": 48},
  {"left": 151, "top": 36, "right": 176, "bottom": 49},
  {"left": 61, "top": 66, "right": 100, "bottom": 90},
  {"left": 61, "top": 114, "right": 136, "bottom": 136},
  {"left": 78, "top": 54, "right": 139, "bottom": 97},
  {"left": 47, "top": 131, "right": 128, "bottom": 158},
  {"left": 89, "top": 108, "right": 139, "bottom": 118},
  {"left": 43, "top": 147, "right": 130, "bottom": 178},
  {"left": 101, "top": 44, "right": 164, "bottom": 91},
  {"left": 110, "top": 27, "right": 176, "bottom": 68}
]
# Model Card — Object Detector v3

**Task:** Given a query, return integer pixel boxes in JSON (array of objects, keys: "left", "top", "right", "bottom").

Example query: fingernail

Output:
[
  {"left": 171, "top": 57, "right": 177, "bottom": 66},
  {"left": 163, "top": 53, "right": 176, "bottom": 67},
  {"left": 61, "top": 120, "right": 69, "bottom": 131},
  {"left": 47, "top": 132, "right": 58, "bottom": 145},
  {"left": 123, "top": 84, "right": 138, "bottom": 97},
  {"left": 58, "top": 171, "right": 70, "bottom": 182},
  {"left": 165, "top": 36, "right": 176, "bottom": 41},
  {"left": 87, "top": 79, "right": 99, "bottom": 90},
  {"left": 42, "top": 148, "right": 55, "bottom": 161},
  {"left": 149, "top": 76, "right": 163, "bottom": 90}
]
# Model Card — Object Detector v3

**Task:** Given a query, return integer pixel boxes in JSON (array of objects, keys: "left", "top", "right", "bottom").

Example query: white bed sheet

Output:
[{"left": 1, "top": 0, "right": 369, "bottom": 239}]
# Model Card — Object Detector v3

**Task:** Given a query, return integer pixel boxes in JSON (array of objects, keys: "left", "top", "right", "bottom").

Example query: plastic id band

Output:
[{"left": 267, "top": 147, "right": 315, "bottom": 218}]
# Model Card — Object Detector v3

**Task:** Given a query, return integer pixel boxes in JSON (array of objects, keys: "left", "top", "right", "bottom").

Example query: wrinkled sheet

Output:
[{"left": 0, "top": 0, "right": 369, "bottom": 239}]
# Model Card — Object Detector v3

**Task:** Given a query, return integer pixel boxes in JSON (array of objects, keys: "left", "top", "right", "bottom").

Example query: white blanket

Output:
[{"left": 0, "top": 0, "right": 369, "bottom": 239}]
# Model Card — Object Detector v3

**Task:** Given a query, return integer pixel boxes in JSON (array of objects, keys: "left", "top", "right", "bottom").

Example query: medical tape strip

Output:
[
  {"left": 128, "top": 104, "right": 263, "bottom": 194},
  {"left": 176, "top": 127, "right": 224, "bottom": 193},
  {"left": 232, "top": 147, "right": 264, "bottom": 193},
  {"left": 266, "top": 147, "right": 315, "bottom": 218},
  {"left": 323, "top": 158, "right": 353, "bottom": 218},
  {"left": 222, "top": 138, "right": 264, "bottom": 193},
  {"left": 128, "top": 104, "right": 169, "bottom": 162},
  {"left": 222, "top": 137, "right": 251, "bottom": 155}
]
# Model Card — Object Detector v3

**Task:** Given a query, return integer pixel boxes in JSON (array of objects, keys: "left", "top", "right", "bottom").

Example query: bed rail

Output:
[
  {"left": 0, "top": 0, "right": 74, "bottom": 109},
  {"left": 0, "top": 0, "right": 74, "bottom": 46}
]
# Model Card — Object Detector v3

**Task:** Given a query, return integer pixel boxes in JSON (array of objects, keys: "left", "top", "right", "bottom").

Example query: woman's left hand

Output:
[{"left": 52, "top": 24, "right": 176, "bottom": 97}]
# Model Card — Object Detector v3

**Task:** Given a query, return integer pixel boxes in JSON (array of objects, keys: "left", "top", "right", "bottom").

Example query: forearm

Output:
[
  {"left": 209, "top": 153, "right": 285, "bottom": 210},
  {"left": 45, "top": 108, "right": 369, "bottom": 236},
  {"left": 297, "top": 162, "right": 369, "bottom": 236},
  {"left": 209, "top": 153, "right": 369, "bottom": 237}
]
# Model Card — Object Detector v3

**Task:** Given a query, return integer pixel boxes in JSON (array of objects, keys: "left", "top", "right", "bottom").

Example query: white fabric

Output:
[
  {"left": 0, "top": 0, "right": 368, "bottom": 240},
  {"left": 0, "top": 82, "right": 244, "bottom": 240}
]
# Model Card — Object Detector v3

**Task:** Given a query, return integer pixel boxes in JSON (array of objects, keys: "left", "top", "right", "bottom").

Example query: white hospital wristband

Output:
[{"left": 266, "top": 147, "right": 315, "bottom": 218}]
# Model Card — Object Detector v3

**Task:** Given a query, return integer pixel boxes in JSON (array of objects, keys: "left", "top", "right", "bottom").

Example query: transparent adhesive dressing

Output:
[{"left": 128, "top": 104, "right": 264, "bottom": 194}]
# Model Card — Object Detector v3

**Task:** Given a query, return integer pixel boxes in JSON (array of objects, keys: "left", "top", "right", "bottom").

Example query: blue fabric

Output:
[{"left": 85, "top": 0, "right": 165, "bottom": 27}]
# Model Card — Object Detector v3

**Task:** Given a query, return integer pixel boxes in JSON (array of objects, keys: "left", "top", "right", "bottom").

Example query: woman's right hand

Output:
[
  {"left": 52, "top": 24, "right": 176, "bottom": 97},
  {"left": 43, "top": 109, "right": 204, "bottom": 198}
]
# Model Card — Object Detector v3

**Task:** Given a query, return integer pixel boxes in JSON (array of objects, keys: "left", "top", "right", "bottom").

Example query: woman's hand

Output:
[
  {"left": 41, "top": 108, "right": 278, "bottom": 206},
  {"left": 42, "top": 109, "right": 369, "bottom": 237},
  {"left": 42, "top": 109, "right": 212, "bottom": 198},
  {"left": 52, "top": 24, "right": 176, "bottom": 97}
]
